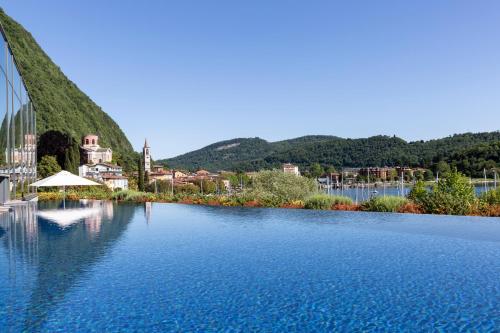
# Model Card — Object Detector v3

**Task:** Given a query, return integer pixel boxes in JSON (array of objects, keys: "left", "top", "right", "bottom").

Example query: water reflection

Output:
[{"left": 0, "top": 200, "right": 136, "bottom": 331}]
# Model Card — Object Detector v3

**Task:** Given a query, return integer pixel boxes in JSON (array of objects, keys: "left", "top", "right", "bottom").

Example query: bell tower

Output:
[{"left": 143, "top": 139, "right": 151, "bottom": 173}]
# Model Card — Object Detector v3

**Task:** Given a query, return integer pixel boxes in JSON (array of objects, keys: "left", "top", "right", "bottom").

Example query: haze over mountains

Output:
[{"left": 159, "top": 132, "right": 500, "bottom": 176}]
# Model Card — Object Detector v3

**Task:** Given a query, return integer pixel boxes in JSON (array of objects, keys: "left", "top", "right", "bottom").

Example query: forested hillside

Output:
[
  {"left": 160, "top": 132, "right": 500, "bottom": 176},
  {"left": 0, "top": 8, "right": 136, "bottom": 168}
]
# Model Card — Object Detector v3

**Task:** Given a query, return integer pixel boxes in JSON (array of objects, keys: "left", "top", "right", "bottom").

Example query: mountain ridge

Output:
[{"left": 159, "top": 131, "right": 500, "bottom": 176}]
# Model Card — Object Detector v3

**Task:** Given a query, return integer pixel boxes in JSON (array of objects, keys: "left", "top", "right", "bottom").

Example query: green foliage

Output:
[
  {"left": 161, "top": 133, "right": 500, "bottom": 174},
  {"left": 435, "top": 161, "right": 451, "bottom": 177},
  {"left": 174, "top": 183, "right": 199, "bottom": 195},
  {"left": 244, "top": 170, "right": 317, "bottom": 206},
  {"left": 111, "top": 190, "right": 156, "bottom": 202},
  {"left": 362, "top": 196, "right": 409, "bottom": 212},
  {"left": 220, "top": 172, "right": 251, "bottom": 188},
  {"left": 309, "top": 163, "right": 324, "bottom": 178},
  {"left": 304, "top": 194, "right": 352, "bottom": 210},
  {"left": 137, "top": 157, "right": 144, "bottom": 191},
  {"left": 447, "top": 141, "right": 500, "bottom": 177},
  {"left": 37, "top": 155, "right": 61, "bottom": 178},
  {"left": 63, "top": 140, "right": 80, "bottom": 173},
  {"left": 0, "top": 9, "right": 135, "bottom": 168},
  {"left": 408, "top": 181, "right": 428, "bottom": 207},
  {"left": 479, "top": 187, "right": 500, "bottom": 205},
  {"left": 192, "top": 179, "right": 217, "bottom": 194},
  {"left": 423, "top": 170, "right": 477, "bottom": 215},
  {"left": 424, "top": 169, "right": 434, "bottom": 181}
]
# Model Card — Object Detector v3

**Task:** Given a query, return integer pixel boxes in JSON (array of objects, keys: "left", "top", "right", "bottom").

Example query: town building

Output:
[
  {"left": 148, "top": 171, "right": 173, "bottom": 184},
  {"left": 282, "top": 163, "right": 300, "bottom": 176},
  {"left": 78, "top": 162, "right": 128, "bottom": 190},
  {"left": 143, "top": 139, "right": 151, "bottom": 173},
  {"left": 81, "top": 135, "right": 112, "bottom": 164},
  {"left": 359, "top": 167, "right": 390, "bottom": 180},
  {"left": 173, "top": 170, "right": 188, "bottom": 179},
  {"left": 102, "top": 174, "right": 129, "bottom": 191},
  {"left": 195, "top": 169, "right": 210, "bottom": 177}
]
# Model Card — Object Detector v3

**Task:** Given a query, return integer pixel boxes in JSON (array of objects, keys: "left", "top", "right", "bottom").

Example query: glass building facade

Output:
[{"left": 0, "top": 24, "right": 36, "bottom": 201}]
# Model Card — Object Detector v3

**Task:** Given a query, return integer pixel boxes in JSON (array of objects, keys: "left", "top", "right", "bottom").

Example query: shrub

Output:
[
  {"left": 479, "top": 188, "right": 500, "bottom": 205},
  {"left": 304, "top": 194, "right": 335, "bottom": 210},
  {"left": 174, "top": 183, "right": 199, "bottom": 195},
  {"left": 280, "top": 200, "right": 305, "bottom": 209},
  {"left": 111, "top": 190, "right": 155, "bottom": 202},
  {"left": 362, "top": 196, "right": 409, "bottom": 212},
  {"left": 408, "top": 181, "right": 428, "bottom": 206},
  {"left": 333, "top": 203, "right": 360, "bottom": 211},
  {"left": 303, "top": 194, "right": 352, "bottom": 210},
  {"left": 330, "top": 195, "right": 354, "bottom": 206},
  {"left": 245, "top": 170, "right": 317, "bottom": 206},
  {"left": 38, "top": 192, "right": 63, "bottom": 201},
  {"left": 424, "top": 170, "right": 478, "bottom": 215},
  {"left": 480, "top": 204, "right": 500, "bottom": 217},
  {"left": 397, "top": 202, "right": 424, "bottom": 214}
]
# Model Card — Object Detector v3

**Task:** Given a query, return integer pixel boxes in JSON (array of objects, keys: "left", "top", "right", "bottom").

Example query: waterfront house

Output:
[
  {"left": 359, "top": 167, "right": 390, "bottom": 180},
  {"left": 102, "top": 174, "right": 129, "bottom": 190},
  {"left": 148, "top": 170, "right": 173, "bottom": 184},
  {"left": 79, "top": 162, "right": 128, "bottom": 190}
]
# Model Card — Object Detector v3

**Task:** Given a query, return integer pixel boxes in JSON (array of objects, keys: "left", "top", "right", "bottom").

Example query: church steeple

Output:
[{"left": 143, "top": 138, "right": 151, "bottom": 173}]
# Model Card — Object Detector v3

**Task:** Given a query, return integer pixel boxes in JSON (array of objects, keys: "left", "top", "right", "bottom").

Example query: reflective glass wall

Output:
[{"left": 0, "top": 27, "right": 37, "bottom": 200}]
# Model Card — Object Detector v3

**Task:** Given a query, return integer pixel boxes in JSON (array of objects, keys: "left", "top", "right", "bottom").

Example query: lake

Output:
[
  {"left": 327, "top": 184, "right": 495, "bottom": 202},
  {"left": 1, "top": 201, "right": 499, "bottom": 331}
]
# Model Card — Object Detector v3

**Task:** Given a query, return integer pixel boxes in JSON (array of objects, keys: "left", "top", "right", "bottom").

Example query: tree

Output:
[
  {"left": 435, "top": 161, "right": 451, "bottom": 177},
  {"left": 309, "top": 163, "right": 324, "bottom": 178},
  {"left": 38, "top": 155, "right": 61, "bottom": 178},
  {"left": 245, "top": 170, "right": 317, "bottom": 206},
  {"left": 425, "top": 170, "right": 477, "bottom": 215},
  {"left": 63, "top": 142, "right": 80, "bottom": 174},
  {"left": 325, "top": 166, "right": 337, "bottom": 174},
  {"left": 137, "top": 157, "right": 144, "bottom": 191},
  {"left": 424, "top": 169, "right": 434, "bottom": 181},
  {"left": 414, "top": 170, "right": 425, "bottom": 181}
]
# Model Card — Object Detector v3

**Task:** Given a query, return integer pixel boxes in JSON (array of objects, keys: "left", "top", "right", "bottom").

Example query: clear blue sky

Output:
[{"left": 3, "top": 1, "right": 500, "bottom": 158}]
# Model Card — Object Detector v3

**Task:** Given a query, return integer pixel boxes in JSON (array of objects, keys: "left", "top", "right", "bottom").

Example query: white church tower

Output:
[{"left": 143, "top": 139, "right": 151, "bottom": 173}]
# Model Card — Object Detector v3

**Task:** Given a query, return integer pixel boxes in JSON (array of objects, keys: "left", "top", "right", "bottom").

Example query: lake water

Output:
[
  {"left": 328, "top": 184, "right": 495, "bottom": 202},
  {"left": 1, "top": 201, "right": 499, "bottom": 332}
]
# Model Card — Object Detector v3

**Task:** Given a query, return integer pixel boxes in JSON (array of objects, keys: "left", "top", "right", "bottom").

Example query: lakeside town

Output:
[
  {"left": 75, "top": 133, "right": 498, "bottom": 194},
  {"left": 23, "top": 132, "right": 496, "bottom": 217}
]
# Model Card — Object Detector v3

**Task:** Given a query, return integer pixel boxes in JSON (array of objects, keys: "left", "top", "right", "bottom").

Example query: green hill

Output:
[
  {"left": 160, "top": 132, "right": 500, "bottom": 175},
  {"left": 0, "top": 8, "right": 135, "bottom": 167}
]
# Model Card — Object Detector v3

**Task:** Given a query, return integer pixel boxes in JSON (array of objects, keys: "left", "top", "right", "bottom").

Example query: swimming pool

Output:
[{"left": 1, "top": 201, "right": 499, "bottom": 331}]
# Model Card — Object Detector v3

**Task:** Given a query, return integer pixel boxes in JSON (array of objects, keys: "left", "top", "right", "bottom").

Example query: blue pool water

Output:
[{"left": 0, "top": 201, "right": 499, "bottom": 332}]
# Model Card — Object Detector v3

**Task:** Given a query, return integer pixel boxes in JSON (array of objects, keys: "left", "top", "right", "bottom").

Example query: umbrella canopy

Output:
[{"left": 30, "top": 170, "right": 101, "bottom": 187}]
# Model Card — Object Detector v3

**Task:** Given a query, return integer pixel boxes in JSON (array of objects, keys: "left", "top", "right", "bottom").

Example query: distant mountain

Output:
[
  {"left": 159, "top": 132, "right": 500, "bottom": 175},
  {"left": 0, "top": 9, "right": 135, "bottom": 166}
]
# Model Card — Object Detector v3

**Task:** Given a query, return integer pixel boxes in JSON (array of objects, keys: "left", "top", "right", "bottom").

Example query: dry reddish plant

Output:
[
  {"left": 332, "top": 203, "right": 361, "bottom": 211},
  {"left": 397, "top": 202, "right": 424, "bottom": 214},
  {"left": 243, "top": 200, "right": 262, "bottom": 208}
]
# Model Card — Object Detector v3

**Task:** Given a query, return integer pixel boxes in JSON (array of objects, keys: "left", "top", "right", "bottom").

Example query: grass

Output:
[
  {"left": 304, "top": 194, "right": 353, "bottom": 210},
  {"left": 362, "top": 196, "right": 409, "bottom": 213}
]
